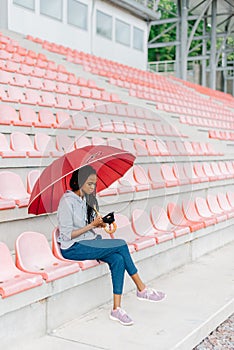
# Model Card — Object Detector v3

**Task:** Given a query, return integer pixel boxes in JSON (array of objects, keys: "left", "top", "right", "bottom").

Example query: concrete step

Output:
[{"left": 10, "top": 240, "right": 234, "bottom": 350}]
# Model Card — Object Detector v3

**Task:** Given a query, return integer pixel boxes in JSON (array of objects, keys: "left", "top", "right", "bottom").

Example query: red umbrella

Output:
[{"left": 28, "top": 145, "right": 136, "bottom": 215}]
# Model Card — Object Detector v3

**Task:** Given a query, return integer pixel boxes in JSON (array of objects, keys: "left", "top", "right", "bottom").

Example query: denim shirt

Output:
[{"left": 57, "top": 190, "right": 97, "bottom": 249}]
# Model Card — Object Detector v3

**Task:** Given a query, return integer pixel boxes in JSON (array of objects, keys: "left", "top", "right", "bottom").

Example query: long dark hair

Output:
[{"left": 69, "top": 165, "right": 99, "bottom": 223}]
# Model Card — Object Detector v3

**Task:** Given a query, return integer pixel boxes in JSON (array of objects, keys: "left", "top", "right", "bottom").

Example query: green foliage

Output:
[{"left": 148, "top": 0, "right": 234, "bottom": 64}]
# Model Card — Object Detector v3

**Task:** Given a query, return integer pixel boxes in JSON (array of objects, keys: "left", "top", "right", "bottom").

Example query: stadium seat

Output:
[
  {"left": 131, "top": 208, "right": 173, "bottom": 244},
  {"left": 0, "top": 171, "right": 30, "bottom": 207},
  {"left": 107, "top": 138, "right": 123, "bottom": 149},
  {"left": 147, "top": 164, "right": 165, "bottom": 189},
  {"left": 55, "top": 94, "right": 70, "bottom": 109},
  {"left": 133, "top": 165, "right": 151, "bottom": 190},
  {"left": 38, "top": 109, "right": 58, "bottom": 128},
  {"left": 34, "top": 133, "right": 62, "bottom": 157},
  {"left": 134, "top": 139, "right": 148, "bottom": 156},
  {"left": 39, "top": 92, "right": 56, "bottom": 107},
  {"left": 226, "top": 192, "right": 234, "bottom": 208},
  {"left": 183, "top": 163, "right": 200, "bottom": 184},
  {"left": 172, "top": 164, "right": 190, "bottom": 185},
  {"left": 206, "top": 194, "right": 228, "bottom": 221},
  {"left": 121, "top": 138, "right": 136, "bottom": 155},
  {"left": 86, "top": 114, "right": 101, "bottom": 131},
  {"left": 145, "top": 139, "right": 160, "bottom": 156},
  {"left": 217, "top": 161, "right": 233, "bottom": 179},
  {"left": 193, "top": 163, "right": 209, "bottom": 182},
  {"left": 69, "top": 97, "right": 83, "bottom": 110},
  {"left": 113, "top": 213, "right": 155, "bottom": 251},
  {"left": 194, "top": 197, "right": 217, "bottom": 225},
  {"left": 52, "top": 227, "right": 99, "bottom": 270},
  {"left": 56, "top": 135, "right": 75, "bottom": 153},
  {"left": 74, "top": 136, "right": 91, "bottom": 149},
  {"left": 167, "top": 202, "right": 206, "bottom": 232},
  {"left": 216, "top": 193, "right": 234, "bottom": 219},
  {"left": 150, "top": 205, "right": 184, "bottom": 239},
  {"left": 15, "top": 231, "right": 80, "bottom": 282},
  {"left": 202, "top": 162, "right": 219, "bottom": 181},
  {"left": 155, "top": 140, "right": 170, "bottom": 156},
  {"left": 124, "top": 121, "right": 137, "bottom": 134},
  {"left": 119, "top": 167, "right": 148, "bottom": 193},
  {"left": 27, "top": 169, "right": 41, "bottom": 194},
  {"left": 71, "top": 113, "right": 88, "bottom": 130},
  {"left": 27, "top": 76, "right": 43, "bottom": 90},
  {"left": 113, "top": 120, "right": 126, "bottom": 133},
  {"left": 41, "top": 79, "right": 56, "bottom": 92},
  {"left": 99, "top": 115, "right": 114, "bottom": 132},
  {"left": 21, "top": 89, "right": 40, "bottom": 105},
  {"left": 182, "top": 199, "right": 208, "bottom": 227},
  {"left": 18, "top": 106, "right": 40, "bottom": 127},
  {"left": 0, "top": 133, "right": 26, "bottom": 158},
  {"left": 10, "top": 132, "right": 42, "bottom": 157},
  {"left": 161, "top": 164, "right": 180, "bottom": 187},
  {"left": 56, "top": 111, "right": 72, "bottom": 129},
  {"left": 0, "top": 104, "right": 19, "bottom": 125},
  {"left": 0, "top": 242, "right": 43, "bottom": 298}
]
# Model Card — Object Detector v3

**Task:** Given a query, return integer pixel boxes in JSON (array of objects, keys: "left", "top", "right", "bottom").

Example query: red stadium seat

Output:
[
  {"left": 147, "top": 164, "right": 165, "bottom": 189},
  {"left": 182, "top": 200, "right": 206, "bottom": 228},
  {"left": 56, "top": 111, "right": 72, "bottom": 129},
  {"left": 52, "top": 227, "right": 98, "bottom": 270},
  {"left": 38, "top": 109, "right": 58, "bottom": 128},
  {"left": 167, "top": 202, "right": 206, "bottom": 232},
  {"left": 0, "top": 242, "right": 43, "bottom": 298},
  {"left": 193, "top": 163, "right": 209, "bottom": 182},
  {"left": 150, "top": 205, "right": 185, "bottom": 239},
  {"left": 206, "top": 194, "right": 228, "bottom": 221},
  {"left": 113, "top": 213, "right": 155, "bottom": 251},
  {"left": 18, "top": 106, "right": 40, "bottom": 127},
  {"left": 216, "top": 193, "right": 234, "bottom": 219},
  {"left": 161, "top": 164, "right": 180, "bottom": 187},
  {"left": 0, "top": 104, "right": 19, "bottom": 125},
  {"left": 202, "top": 162, "right": 219, "bottom": 181},
  {"left": 74, "top": 136, "right": 91, "bottom": 148},
  {"left": 0, "top": 133, "right": 25, "bottom": 158},
  {"left": 27, "top": 169, "right": 41, "bottom": 194},
  {"left": 15, "top": 231, "right": 80, "bottom": 282},
  {"left": 34, "top": 133, "right": 62, "bottom": 157},
  {"left": 56, "top": 134, "right": 75, "bottom": 153},
  {"left": 133, "top": 165, "right": 151, "bottom": 190},
  {"left": 172, "top": 163, "right": 190, "bottom": 185},
  {"left": 134, "top": 139, "right": 148, "bottom": 156},
  {"left": 194, "top": 197, "right": 217, "bottom": 225},
  {"left": 0, "top": 171, "right": 30, "bottom": 207},
  {"left": 10, "top": 132, "right": 42, "bottom": 158}
]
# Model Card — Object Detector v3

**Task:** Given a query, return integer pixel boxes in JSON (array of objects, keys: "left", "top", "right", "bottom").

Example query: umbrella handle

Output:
[
  {"left": 94, "top": 206, "right": 117, "bottom": 234},
  {"left": 104, "top": 222, "right": 117, "bottom": 234}
]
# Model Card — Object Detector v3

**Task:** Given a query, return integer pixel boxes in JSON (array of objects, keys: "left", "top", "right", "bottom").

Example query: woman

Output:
[{"left": 57, "top": 165, "right": 166, "bottom": 326}]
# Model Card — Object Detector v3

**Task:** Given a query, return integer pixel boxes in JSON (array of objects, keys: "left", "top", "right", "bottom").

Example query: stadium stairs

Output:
[{"left": 0, "top": 28, "right": 233, "bottom": 349}]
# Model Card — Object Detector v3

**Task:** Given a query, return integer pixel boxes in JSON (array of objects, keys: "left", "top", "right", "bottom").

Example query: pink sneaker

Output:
[
  {"left": 110, "top": 307, "right": 134, "bottom": 326},
  {"left": 137, "top": 287, "right": 166, "bottom": 302}
]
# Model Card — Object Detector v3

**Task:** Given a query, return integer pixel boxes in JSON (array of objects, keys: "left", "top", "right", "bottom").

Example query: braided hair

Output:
[{"left": 69, "top": 165, "right": 99, "bottom": 224}]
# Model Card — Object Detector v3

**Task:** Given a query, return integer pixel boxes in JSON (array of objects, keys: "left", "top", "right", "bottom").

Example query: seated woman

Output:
[{"left": 57, "top": 165, "right": 166, "bottom": 326}]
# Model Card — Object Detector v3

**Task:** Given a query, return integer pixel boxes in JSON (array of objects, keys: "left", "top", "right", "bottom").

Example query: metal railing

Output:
[{"left": 147, "top": 60, "right": 195, "bottom": 73}]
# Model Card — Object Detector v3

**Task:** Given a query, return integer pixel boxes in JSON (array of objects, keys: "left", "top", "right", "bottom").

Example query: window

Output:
[
  {"left": 13, "top": 0, "right": 35, "bottom": 10},
  {"left": 115, "top": 19, "right": 130, "bottom": 47},
  {"left": 40, "top": 0, "right": 63, "bottom": 21},
  {"left": 67, "top": 0, "right": 88, "bottom": 30},
  {"left": 133, "top": 26, "right": 144, "bottom": 51},
  {"left": 96, "top": 10, "right": 112, "bottom": 40}
]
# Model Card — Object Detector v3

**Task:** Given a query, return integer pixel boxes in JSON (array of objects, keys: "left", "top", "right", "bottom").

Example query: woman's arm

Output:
[{"left": 71, "top": 215, "right": 103, "bottom": 239}]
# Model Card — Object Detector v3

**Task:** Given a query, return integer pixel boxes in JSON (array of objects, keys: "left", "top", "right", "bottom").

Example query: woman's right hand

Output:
[{"left": 91, "top": 215, "right": 104, "bottom": 227}]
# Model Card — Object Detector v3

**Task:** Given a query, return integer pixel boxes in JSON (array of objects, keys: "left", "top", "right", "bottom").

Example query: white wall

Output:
[{"left": 6, "top": 0, "right": 147, "bottom": 69}]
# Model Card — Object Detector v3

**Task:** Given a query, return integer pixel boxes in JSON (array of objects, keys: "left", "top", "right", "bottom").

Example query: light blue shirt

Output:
[{"left": 57, "top": 190, "right": 97, "bottom": 249}]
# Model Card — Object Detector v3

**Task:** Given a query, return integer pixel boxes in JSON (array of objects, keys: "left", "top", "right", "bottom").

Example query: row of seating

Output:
[
  {"left": 1, "top": 160, "right": 233, "bottom": 209},
  {"left": 0, "top": 105, "right": 182, "bottom": 137},
  {"left": 180, "top": 115, "right": 234, "bottom": 131},
  {"left": 0, "top": 132, "right": 221, "bottom": 160},
  {"left": 1, "top": 190, "right": 234, "bottom": 298},
  {"left": 0, "top": 70, "right": 105, "bottom": 92},
  {"left": 209, "top": 130, "right": 234, "bottom": 141},
  {"left": 0, "top": 85, "right": 122, "bottom": 107}
]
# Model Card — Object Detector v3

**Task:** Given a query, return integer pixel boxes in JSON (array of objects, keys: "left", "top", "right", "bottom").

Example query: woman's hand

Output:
[{"left": 91, "top": 215, "right": 104, "bottom": 228}]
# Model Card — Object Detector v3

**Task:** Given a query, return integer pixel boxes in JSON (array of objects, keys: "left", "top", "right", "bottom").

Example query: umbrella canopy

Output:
[{"left": 28, "top": 145, "right": 136, "bottom": 215}]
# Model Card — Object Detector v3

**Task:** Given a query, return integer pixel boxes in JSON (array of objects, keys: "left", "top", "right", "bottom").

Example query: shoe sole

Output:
[
  {"left": 109, "top": 314, "right": 134, "bottom": 326},
  {"left": 137, "top": 294, "right": 167, "bottom": 303}
]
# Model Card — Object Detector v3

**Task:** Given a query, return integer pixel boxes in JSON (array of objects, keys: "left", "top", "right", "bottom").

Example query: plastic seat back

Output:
[
  {"left": 27, "top": 169, "right": 41, "bottom": 194},
  {"left": 0, "top": 171, "right": 29, "bottom": 205},
  {"left": 132, "top": 209, "right": 156, "bottom": 236},
  {"left": 15, "top": 231, "right": 79, "bottom": 282},
  {"left": 0, "top": 242, "right": 43, "bottom": 298},
  {"left": 0, "top": 104, "right": 19, "bottom": 124}
]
